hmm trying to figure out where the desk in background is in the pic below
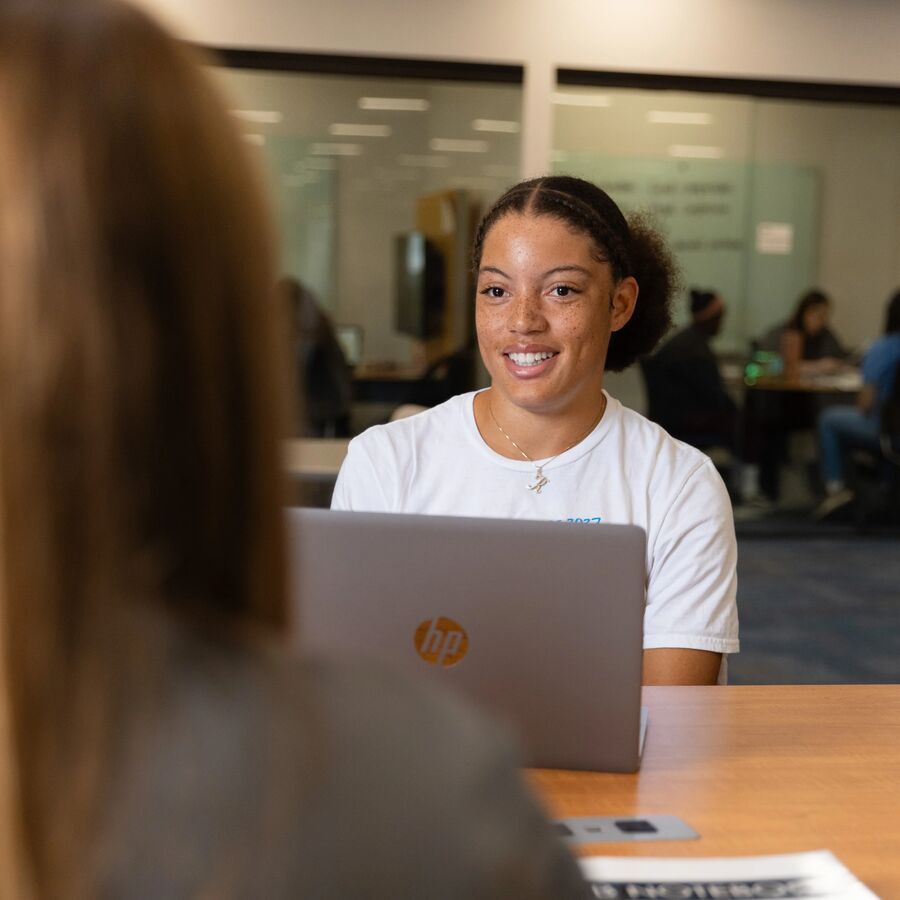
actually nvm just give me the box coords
[352,364,424,405]
[746,369,863,394]
[285,438,349,481]
[739,369,862,501]
[285,439,349,506]
[531,685,900,898]
[720,362,862,396]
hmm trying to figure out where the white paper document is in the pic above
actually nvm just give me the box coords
[580,850,878,898]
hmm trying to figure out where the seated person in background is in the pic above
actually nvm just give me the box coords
[641,287,737,452]
[404,338,480,410]
[334,176,739,686]
[748,289,850,500]
[0,5,590,898]
[815,290,900,517]
[281,276,353,437]
[759,288,849,377]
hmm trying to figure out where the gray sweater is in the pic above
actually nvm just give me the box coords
[97,626,591,899]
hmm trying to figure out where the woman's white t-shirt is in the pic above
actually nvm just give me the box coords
[332,391,739,656]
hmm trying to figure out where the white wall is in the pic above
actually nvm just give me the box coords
[146,0,900,358]
[552,87,900,351]
[142,0,900,176]
[752,102,900,348]
[144,0,900,85]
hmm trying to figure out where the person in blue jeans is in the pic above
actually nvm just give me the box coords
[816,290,900,517]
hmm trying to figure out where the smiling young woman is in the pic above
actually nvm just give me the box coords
[333,176,739,686]
[472,211,635,457]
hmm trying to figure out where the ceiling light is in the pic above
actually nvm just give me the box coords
[483,164,518,178]
[471,119,520,133]
[647,111,713,125]
[296,158,336,171]
[669,144,724,159]
[450,176,497,191]
[398,154,451,168]
[552,92,612,108]
[329,123,392,137]
[310,143,363,156]
[351,179,390,193]
[429,138,489,153]
[282,173,319,188]
[358,97,429,112]
[231,109,283,124]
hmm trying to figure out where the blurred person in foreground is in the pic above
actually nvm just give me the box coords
[815,290,900,518]
[0,3,590,898]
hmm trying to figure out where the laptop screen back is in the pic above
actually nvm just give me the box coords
[289,509,646,772]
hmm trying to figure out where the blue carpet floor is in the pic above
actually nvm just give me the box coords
[729,536,900,684]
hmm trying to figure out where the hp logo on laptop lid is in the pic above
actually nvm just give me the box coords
[414,617,468,667]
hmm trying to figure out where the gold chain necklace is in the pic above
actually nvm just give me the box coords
[487,396,607,494]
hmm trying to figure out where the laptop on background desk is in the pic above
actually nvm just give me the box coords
[288,509,647,772]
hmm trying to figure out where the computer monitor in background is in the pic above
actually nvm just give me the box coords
[394,231,445,339]
[334,324,363,367]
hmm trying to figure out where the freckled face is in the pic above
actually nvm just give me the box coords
[476,212,628,417]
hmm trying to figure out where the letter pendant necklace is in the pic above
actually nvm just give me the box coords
[529,468,549,494]
[487,397,606,494]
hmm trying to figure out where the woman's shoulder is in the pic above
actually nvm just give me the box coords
[279,653,509,754]
[265,655,589,899]
[156,632,514,779]
[867,332,900,356]
[862,333,900,377]
[102,633,544,897]
[604,398,727,513]
[611,398,714,472]
[173,634,530,816]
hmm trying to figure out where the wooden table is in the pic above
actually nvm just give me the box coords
[739,370,862,500]
[530,685,900,897]
[746,370,862,393]
[284,438,349,480]
[352,364,424,404]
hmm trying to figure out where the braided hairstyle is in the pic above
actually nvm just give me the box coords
[471,175,679,371]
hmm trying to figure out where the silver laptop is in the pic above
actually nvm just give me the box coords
[288,509,647,772]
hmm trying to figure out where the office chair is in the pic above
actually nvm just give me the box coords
[850,367,900,525]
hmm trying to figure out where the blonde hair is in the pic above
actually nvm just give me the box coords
[0,1,289,894]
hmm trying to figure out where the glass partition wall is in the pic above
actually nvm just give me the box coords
[210,53,900,433]
[552,84,900,358]
[211,64,522,382]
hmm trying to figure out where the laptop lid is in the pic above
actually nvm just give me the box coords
[288,508,646,772]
